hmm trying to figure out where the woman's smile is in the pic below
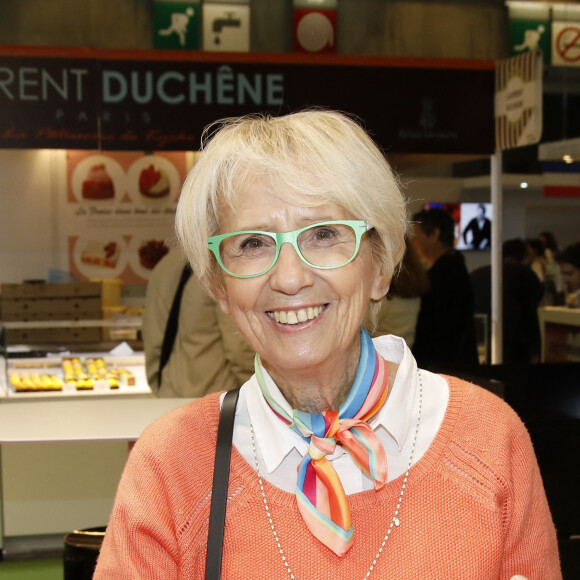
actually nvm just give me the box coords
[266,304,327,325]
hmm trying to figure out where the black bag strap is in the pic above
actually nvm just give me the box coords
[158,263,193,386]
[205,387,240,580]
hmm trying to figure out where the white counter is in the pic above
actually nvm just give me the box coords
[0,395,197,547]
[0,397,196,444]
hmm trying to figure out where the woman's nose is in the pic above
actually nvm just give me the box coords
[268,242,314,294]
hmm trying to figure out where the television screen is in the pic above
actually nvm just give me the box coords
[426,202,492,251]
[456,202,492,251]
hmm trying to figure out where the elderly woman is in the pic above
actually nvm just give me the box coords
[94,111,560,579]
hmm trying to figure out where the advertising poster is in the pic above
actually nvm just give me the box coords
[65,151,189,284]
[495,49,543,150]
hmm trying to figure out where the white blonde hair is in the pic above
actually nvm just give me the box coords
[175,110,408,317]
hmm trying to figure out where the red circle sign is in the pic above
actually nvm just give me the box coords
[556,26,580,62]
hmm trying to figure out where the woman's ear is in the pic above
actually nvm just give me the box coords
[370,260,391,301]
[212,283,231,316]
[208,273,231,315]
[371,275,390,302]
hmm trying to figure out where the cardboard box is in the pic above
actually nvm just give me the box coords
[0,282,101,299]
[0,283,102,322]
[4,326,103,345]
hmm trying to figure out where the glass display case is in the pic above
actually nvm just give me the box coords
[0,318,150,400]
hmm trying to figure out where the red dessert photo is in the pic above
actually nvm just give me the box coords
[139,163,170,198]
[138,240,169,270]
[82,163,115,200]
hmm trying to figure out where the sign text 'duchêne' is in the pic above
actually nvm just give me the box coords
[0,65,284,106]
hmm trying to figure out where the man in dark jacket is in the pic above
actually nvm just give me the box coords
[411,208,479,370]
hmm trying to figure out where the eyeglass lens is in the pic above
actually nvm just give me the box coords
[219,223,358,276]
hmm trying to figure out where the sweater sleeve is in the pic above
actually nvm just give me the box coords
[93,397,220,579]
[93,436,180,579]
[499,410,562,579]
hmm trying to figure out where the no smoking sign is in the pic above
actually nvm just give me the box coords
[552,22,580,66]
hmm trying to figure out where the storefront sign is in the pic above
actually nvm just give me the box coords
[0,46,495,154]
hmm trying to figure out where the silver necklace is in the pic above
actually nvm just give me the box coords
[249,369,423,580]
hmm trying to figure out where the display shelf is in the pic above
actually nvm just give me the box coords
[0,316,142,347]
[0,316,147,398]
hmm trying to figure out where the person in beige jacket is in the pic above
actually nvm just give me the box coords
[142,248,255,397]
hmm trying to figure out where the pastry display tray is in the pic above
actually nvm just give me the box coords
[2,354,150,399]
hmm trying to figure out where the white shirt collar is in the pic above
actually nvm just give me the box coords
[246,334,418,474]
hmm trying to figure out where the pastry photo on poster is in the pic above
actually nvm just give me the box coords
[65,151,189,284]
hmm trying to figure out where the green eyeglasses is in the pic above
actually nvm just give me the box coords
[208,220,372,279]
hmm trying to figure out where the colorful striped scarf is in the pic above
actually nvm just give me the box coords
[254,328,389,556]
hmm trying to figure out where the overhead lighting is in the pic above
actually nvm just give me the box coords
[563,155,574,164]
[520,181,529,189]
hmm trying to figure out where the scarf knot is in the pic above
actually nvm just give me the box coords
[308,434,336,460]
[255,328,390,557]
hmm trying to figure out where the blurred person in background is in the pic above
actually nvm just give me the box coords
[367,238,430,348]
[557,242,580,308]
[142,248,254,397]
[411,207,479,370]
[471,238,543,364]
[526,238,548,283]
[539,231,565,304]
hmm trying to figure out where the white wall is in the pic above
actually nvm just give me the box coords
[0,149,67,283]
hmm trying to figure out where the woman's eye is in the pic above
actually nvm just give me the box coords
[313,227,337,241]
[237,235,274,253]
[241,237,264,249]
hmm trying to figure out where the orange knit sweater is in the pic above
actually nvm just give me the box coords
[94,377,561,579]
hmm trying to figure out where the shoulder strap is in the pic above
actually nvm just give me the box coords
[204,387,240,580]
[158,263,193,386]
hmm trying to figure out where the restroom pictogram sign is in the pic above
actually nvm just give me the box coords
[556,26,580,63]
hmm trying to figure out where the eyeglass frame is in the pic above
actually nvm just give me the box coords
[207,220,373,279]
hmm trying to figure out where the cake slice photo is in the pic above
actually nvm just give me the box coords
[80,241,120,269]
[82,163,115,200]
[138,163,170,199]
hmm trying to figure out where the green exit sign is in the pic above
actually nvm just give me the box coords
[153,1,200,50]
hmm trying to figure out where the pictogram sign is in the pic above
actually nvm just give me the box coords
[552,22,580,67]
